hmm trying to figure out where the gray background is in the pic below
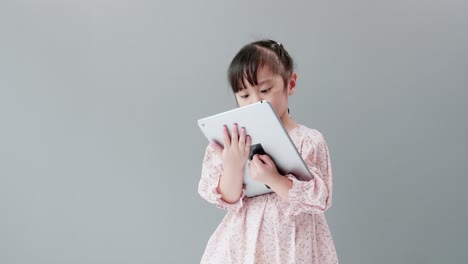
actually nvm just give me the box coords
[1,0,467,263]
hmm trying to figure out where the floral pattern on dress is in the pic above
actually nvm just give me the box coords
[198,124,338,264]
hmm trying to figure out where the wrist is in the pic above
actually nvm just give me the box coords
[223,162,246,179]
[264,172,283,186]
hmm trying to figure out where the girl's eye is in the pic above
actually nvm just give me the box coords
[240,94,249,98]
[261,88,272,93]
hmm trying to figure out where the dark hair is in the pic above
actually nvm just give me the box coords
[228,39,294,93]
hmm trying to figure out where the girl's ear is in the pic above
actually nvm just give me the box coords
[287,72,298,95]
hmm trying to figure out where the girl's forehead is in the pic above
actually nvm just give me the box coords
[236,64,284,92]
[255,65,282,82]
[256,65,274,77]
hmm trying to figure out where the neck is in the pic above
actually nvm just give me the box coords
[279,111,297,132]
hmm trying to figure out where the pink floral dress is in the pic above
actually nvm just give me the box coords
[198,124,338,263]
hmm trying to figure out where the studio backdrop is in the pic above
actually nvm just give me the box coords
[1,1,467,263]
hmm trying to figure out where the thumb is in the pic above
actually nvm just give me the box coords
[210,141,223,156]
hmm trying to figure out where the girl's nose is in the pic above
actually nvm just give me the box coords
[250,94,262,103]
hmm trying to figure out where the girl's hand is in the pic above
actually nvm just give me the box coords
[249,154,282,185]
[210,123,251,170]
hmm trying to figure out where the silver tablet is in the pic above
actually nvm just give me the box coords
[198,100,313,197]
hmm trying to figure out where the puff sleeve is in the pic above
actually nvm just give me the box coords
[286,132,333,216]
[197,144,247,213]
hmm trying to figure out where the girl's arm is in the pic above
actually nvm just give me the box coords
[198,144,246,212]
[259,172,293,201]
[216,164,244,203]
[205,124,250,205]
[198,123,250,212]
[285,132,333,215]
[252,131,333,215]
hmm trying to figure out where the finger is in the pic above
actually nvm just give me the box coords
[239,127,246,149]
[254,155,269,168]
[245,135,252,153]
[248,158,255,169]
[222,125,231,148]
[252,154,261,165]
[257,154,270,165]
[210,141,223,157]
[231,123,239,145]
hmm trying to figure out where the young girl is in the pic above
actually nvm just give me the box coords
[198,39,338,264]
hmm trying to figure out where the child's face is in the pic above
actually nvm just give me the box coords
[235,65,296,119]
